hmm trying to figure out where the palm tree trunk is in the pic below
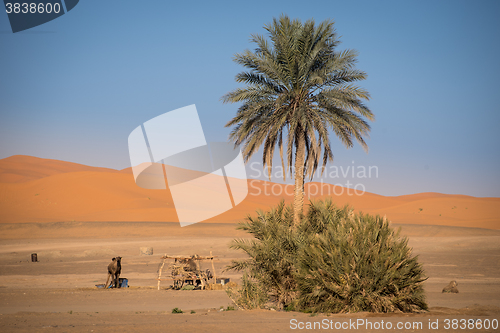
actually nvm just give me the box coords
[293,130,306,226]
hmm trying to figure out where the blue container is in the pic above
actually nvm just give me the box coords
[104,278,129,288]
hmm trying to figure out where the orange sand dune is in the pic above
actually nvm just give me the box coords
[0,155,498,229]
[0,155,118,183]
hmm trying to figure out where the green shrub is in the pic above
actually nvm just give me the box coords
[297,200,428,313]
[232,272,267,309]
[227,199,428,313]
[171,307,183,314]
[226,203,302,308]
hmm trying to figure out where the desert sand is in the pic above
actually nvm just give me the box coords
[0,155,499,332]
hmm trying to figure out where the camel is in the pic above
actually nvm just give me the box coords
[105,257,122,289]
[442,280,459,293]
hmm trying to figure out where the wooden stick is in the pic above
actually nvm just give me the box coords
[157,256,166,290]
[210,251,216,282]
[161,255,216,260]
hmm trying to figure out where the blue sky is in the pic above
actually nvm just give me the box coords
[0,0,499,197]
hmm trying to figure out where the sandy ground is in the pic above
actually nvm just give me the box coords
[0,222,499,332]
[1,156,499,331]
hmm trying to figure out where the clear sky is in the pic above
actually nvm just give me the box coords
[1,0,499,197]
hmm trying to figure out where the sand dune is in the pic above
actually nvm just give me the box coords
[0,155,118,183]
[0,155,498,229]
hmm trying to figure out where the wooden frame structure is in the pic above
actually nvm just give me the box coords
[157,252,217,290]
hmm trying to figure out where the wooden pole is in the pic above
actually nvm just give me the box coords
[161,254,215,260]
[157,256,166,290]
[210,251,216,283]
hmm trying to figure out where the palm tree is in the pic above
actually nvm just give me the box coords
[223,15,374,225]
